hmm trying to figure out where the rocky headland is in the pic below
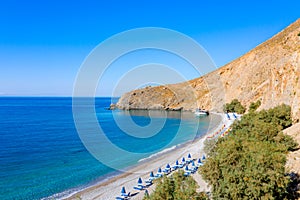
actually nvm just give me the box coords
[116,19,300,121]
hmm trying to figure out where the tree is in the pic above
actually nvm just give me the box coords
[249,100,261,112]
[144,171,208,200]
[200,104,298,199]
[203,138,217,156]
[223,99,246,114]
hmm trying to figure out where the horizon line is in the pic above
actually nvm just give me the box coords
[0,96,121,98]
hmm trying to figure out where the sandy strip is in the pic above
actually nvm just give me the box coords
[64,113,234,200]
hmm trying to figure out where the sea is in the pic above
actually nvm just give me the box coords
[0,97,220,200]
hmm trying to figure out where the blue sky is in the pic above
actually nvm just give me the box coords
[0,0,299,96]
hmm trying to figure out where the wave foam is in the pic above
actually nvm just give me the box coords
[138,145,179,163]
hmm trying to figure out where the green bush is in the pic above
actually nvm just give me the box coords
[200,104,298,199]
[223,99,246,114]
[144,171,208,200]
[203,138,217,156]
[249,100,261,112]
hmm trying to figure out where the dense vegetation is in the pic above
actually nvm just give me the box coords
[248,100,261,112]
[143,171,208,200]
[201,104,298,199]
[223,99,246,114]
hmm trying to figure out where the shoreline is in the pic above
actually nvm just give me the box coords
[63,112,231,200]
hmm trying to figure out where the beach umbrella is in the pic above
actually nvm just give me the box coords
[176,160,179,165]
[166,163,170,169]
[233,113,237,118]
[158,168,162,173]
[226,113,230,119]
[150,171,154,178]
[188,153,192,159]
[192,161,195,166]
[185,165,189,171]
[121,187,126,195]
[138,177,143,185]
[182,157,185,163]
[202,154,206,160]
[197,158,202,164]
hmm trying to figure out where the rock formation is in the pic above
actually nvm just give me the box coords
[117,19,300,121]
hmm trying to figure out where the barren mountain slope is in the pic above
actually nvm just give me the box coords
[117,19,300,120]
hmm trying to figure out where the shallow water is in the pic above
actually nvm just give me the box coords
[0,97,218,200]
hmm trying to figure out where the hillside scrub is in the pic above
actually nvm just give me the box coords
[248,100,261,112]
[143,171,208,200]
[201,104,298,199]
[223,99,246,114]
[203,138,217,156]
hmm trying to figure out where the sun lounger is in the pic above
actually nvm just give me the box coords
[133,178,144,190]
[116,187,130,200]
[116,193,130,200]
[155,168,163,178]
[226,113,231,120]
[181,157,186,166]
[184,171,191,176]
[190,161,198,173]
[133,185,143,190]
[233,113,237,119]
[184,165,192,176]
[172,160,179,170]
[121,192,130,198]
[197,158,203,167]
[187,153,193,163]
[145,180,152,187]
[116,197,126,200]
[147,171,155,181]
[163,164,171,174]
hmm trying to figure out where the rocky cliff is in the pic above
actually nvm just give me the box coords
[116,19,300,120]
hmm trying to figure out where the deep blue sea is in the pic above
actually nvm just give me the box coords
[0,97,218,200]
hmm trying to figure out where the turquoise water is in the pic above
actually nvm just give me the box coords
[0,97,216,200]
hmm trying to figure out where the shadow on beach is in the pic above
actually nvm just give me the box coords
[288,172,300,199]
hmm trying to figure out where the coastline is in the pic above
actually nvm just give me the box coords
[63,112,231,200]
